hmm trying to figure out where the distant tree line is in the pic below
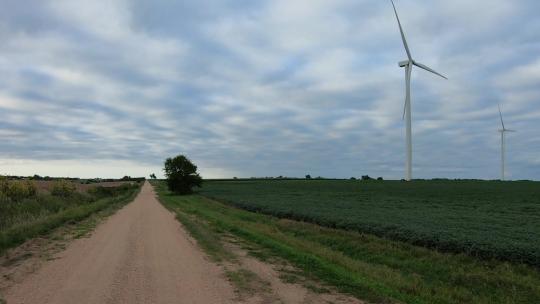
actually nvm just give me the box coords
[212,175,385,181]
[120,176,146,182]
[3,175,146,183]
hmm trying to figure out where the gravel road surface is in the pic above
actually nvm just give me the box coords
[4,182,235,304]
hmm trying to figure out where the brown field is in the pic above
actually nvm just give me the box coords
[32,181,131,193]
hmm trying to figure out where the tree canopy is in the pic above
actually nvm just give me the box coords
[163,155,202,194]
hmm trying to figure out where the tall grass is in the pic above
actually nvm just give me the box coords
[0,180,140,253]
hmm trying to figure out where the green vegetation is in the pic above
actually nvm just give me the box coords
[50,179,77,197]
[199,179,540,266]
[0,179,141,253]
[172,207,234,262]
[0,179,37,201]
[164,154,202,194]
[154,182,540,304]
[225,268,269,297]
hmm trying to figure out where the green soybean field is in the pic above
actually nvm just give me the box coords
[200,179,540,266]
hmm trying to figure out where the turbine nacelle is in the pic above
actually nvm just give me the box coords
[399,60,411,67]
[498,104,516,181]
[398,59,448,79]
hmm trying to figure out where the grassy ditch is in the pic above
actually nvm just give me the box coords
[154,183,540,304]
[0,181,141,254]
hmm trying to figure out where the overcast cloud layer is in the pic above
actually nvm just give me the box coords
[0,0,539,179]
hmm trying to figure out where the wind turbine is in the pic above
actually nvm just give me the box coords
[498,104,516,181]
[390,0,447,181]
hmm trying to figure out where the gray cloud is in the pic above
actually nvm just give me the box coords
[0,0,539,179]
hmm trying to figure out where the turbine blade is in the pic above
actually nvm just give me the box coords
[390,0,412,61]
[413,61,447,79]
[506,129,517,133]
[498,104,506,130]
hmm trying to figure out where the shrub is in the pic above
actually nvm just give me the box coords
[23,181,37,197]
[51,180,77,197]
[0,179,37,201]
[88,186,114,198]
[88,184,134,199]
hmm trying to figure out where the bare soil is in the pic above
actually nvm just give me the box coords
[221,240,364,304]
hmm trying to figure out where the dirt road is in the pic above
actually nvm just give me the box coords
[3,182,236,304]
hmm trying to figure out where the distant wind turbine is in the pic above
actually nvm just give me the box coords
[498,104,516,181]
[390,0,447,181]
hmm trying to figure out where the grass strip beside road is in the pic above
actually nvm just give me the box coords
[0,184,141,254]
[154,183,540,304]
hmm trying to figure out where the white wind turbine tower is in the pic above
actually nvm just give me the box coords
[498,104,516,181]
[390,0,447,181]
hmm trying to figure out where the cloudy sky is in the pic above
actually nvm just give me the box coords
[0,0,539,180]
